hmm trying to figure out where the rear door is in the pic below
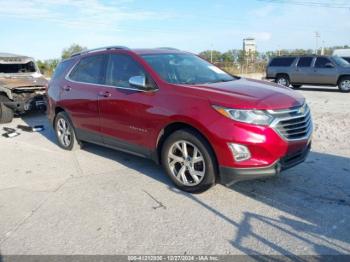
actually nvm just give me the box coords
[267,57,296,79]
[310,57,338,85]
[61,54,107,143]
[290,57,314,84]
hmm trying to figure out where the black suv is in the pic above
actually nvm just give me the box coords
[266,56,350,92]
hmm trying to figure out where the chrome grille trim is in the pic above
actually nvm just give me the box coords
[269,104,313,141]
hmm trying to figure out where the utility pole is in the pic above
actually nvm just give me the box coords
[231,49,235,67]
[210,44,213,63]
[315,31,320,55]
[321,40,325,55]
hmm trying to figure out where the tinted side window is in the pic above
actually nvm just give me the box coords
[269,57,296,67]
[69,55,106,84]
[51,59,75,81]
[343,57,350,63]
[106,54,145,88]
[297,57,313,67]
[315,57,333,68]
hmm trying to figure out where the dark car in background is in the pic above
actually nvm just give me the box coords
[266,55,350,92]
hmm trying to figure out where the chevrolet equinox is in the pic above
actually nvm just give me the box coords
[47,46,313,193]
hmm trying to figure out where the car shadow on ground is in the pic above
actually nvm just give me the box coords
[16,111,57,143]
[83,144,350,255]
[20,113,350,255]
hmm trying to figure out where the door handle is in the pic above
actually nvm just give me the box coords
[63,85,71,91]
[98,91,111,98]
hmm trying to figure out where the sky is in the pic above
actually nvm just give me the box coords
[0,0,349,60]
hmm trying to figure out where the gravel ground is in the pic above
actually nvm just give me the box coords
[0,85,349,256]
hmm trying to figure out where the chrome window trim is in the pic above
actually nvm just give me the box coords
[64,56,158,93]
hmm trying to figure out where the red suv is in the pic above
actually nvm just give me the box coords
[47,46,312,193]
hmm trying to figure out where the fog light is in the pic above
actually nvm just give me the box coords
[228,143,251,162]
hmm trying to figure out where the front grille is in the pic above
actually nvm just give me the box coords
[269,104,313,141]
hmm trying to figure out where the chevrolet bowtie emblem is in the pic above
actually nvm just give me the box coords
[298,105,305,114]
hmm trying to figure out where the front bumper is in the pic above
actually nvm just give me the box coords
[3,95,46,113]
[219,142,311,186]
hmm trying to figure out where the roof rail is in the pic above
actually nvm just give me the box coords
[156,47,180,51]
[71,46,129,57]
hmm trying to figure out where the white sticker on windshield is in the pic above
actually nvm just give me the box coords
[208,65,226,74]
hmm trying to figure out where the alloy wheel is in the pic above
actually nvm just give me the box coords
[167,140,206,186]
[340,80,350,91]
[277,78,288,86]
[56,118,72,147]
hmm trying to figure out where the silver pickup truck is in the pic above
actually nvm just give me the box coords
[0,53,48,123]
[266,55,350,92]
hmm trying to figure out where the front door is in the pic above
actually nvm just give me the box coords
[310,57,338,85]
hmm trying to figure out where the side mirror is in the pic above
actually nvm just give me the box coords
[325,63,334,68]
[129,75,147,89]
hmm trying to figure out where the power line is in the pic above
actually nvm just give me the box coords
[257,0,350,8]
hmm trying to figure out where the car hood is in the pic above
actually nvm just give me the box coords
[182,78,305,110]
[0,73,48,90]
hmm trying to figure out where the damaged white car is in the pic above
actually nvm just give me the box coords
[0,53,48,123]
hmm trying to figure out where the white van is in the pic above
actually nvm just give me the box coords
[333,49,350,63]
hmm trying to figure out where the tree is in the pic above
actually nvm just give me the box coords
[37,59,60,76]
[198,50,222,63]
[61,44,87,59]
[221,51,234,63]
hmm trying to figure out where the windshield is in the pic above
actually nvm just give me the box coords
[141,53,235,85]
[0,61,37,74]
[332,56,350,67]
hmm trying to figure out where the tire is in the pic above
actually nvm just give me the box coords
[0,102,14,124]
[292,85,302,89]
[276,75,290,87]
[161,129,217,193]
[338,76,350,93]
[54,112,80,151]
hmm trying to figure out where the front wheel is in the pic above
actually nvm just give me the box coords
[0,102,14,124]
[54,112,80,151]
[338,77,350,92]
[161,129,217,193]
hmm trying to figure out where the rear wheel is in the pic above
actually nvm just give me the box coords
[161,129,216,193]
[276,75,290,87]
[54,112,80,151]
[0,95,14,123]
[292,84,302,89]
[338,77,350,92]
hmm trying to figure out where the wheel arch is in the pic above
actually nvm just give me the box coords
[52,106,66,126]
[155,121,219,179]
[0,87,13,100]
[276,73,290,80]
[337,74,350,84]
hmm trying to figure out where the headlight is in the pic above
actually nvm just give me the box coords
[213,105,274,126]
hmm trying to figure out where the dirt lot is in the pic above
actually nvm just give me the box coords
[0,85,349,256]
